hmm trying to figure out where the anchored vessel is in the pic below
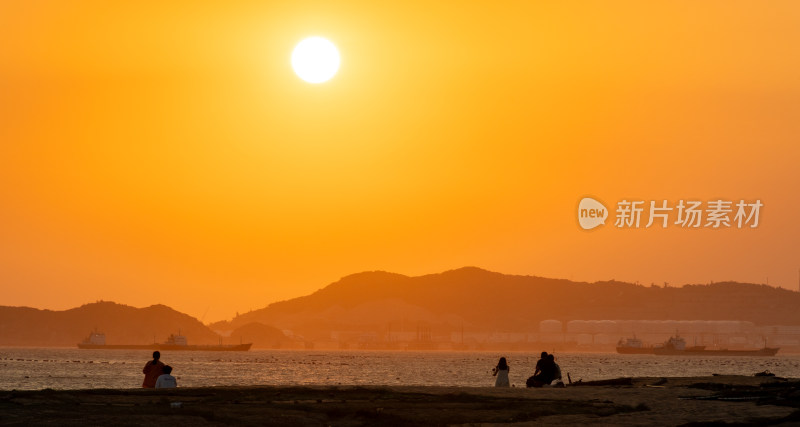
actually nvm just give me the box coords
[615,336,654,354]
[652,335,779,356]
[617,334,779,356]
[77,331,252,351]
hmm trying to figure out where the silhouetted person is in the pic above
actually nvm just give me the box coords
[527,351,556,387]
[533,351,548,378]
[550,354,563,384]
[155,365,177,389]
[142,350,165,388]
[493,357,510,387]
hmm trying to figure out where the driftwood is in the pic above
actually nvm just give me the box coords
[570,377,634,387]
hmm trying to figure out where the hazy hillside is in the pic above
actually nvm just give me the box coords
[5,268,799,347]
[0,301,224,347]
[229,322,292,349]
[218,267,800,339]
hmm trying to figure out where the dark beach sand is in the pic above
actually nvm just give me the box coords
[2,376,799,426]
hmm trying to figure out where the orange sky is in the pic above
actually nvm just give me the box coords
[2,1,799,322]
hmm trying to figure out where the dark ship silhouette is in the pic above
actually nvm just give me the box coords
[615,336,654,354]
[617,334,779,356]
[78,331,252,351]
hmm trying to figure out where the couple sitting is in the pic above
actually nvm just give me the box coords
[142,351,178,389]
[526,351,563,388]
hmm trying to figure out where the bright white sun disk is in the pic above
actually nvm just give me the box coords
[291,37,340,84]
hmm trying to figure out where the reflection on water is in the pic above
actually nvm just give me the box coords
[2,348,799,390]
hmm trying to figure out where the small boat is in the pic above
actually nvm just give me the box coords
[615,336,654,354]
[77,331,252,351]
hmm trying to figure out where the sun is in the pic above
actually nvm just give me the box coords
[291,37,340,84]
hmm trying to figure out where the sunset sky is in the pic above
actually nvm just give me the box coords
[2,1,799,322]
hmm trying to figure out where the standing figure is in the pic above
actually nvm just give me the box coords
[493,357,510,387]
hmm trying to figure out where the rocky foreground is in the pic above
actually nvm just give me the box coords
[2,376,800,426]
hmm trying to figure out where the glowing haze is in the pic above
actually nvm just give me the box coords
[1,1,799,322]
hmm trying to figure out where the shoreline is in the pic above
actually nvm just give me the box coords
[2,376,799,425]
[4,345,800,355]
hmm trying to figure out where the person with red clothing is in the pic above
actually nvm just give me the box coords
[142,351,165,388]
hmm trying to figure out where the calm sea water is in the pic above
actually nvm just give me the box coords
[2,348,799,390]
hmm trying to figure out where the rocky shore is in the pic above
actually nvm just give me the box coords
[2,376,799,426]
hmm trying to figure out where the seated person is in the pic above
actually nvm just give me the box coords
[533,352,547,376]
[155,365,177,389]
[142,351,165,388]
[550,355,565,386]
[529,354,556,387]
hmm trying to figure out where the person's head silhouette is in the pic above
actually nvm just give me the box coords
[497,357,508,370]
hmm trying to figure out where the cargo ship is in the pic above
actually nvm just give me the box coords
[617,334,779,356]
[615,336,654,354]
[652,335,779,356]
[77,331,252,351]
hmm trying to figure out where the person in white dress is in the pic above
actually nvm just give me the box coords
[493,357,510,387]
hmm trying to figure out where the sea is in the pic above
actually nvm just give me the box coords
[2,348,800,390]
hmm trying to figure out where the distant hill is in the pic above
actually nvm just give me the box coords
[0,301,223,347]
[5,268,800,347]
[229,322,292,349]
[214,267,800,340]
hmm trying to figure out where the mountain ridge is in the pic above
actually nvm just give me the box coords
[3,268,799,348]
[0,301,287,348]
[212,267,800,340]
